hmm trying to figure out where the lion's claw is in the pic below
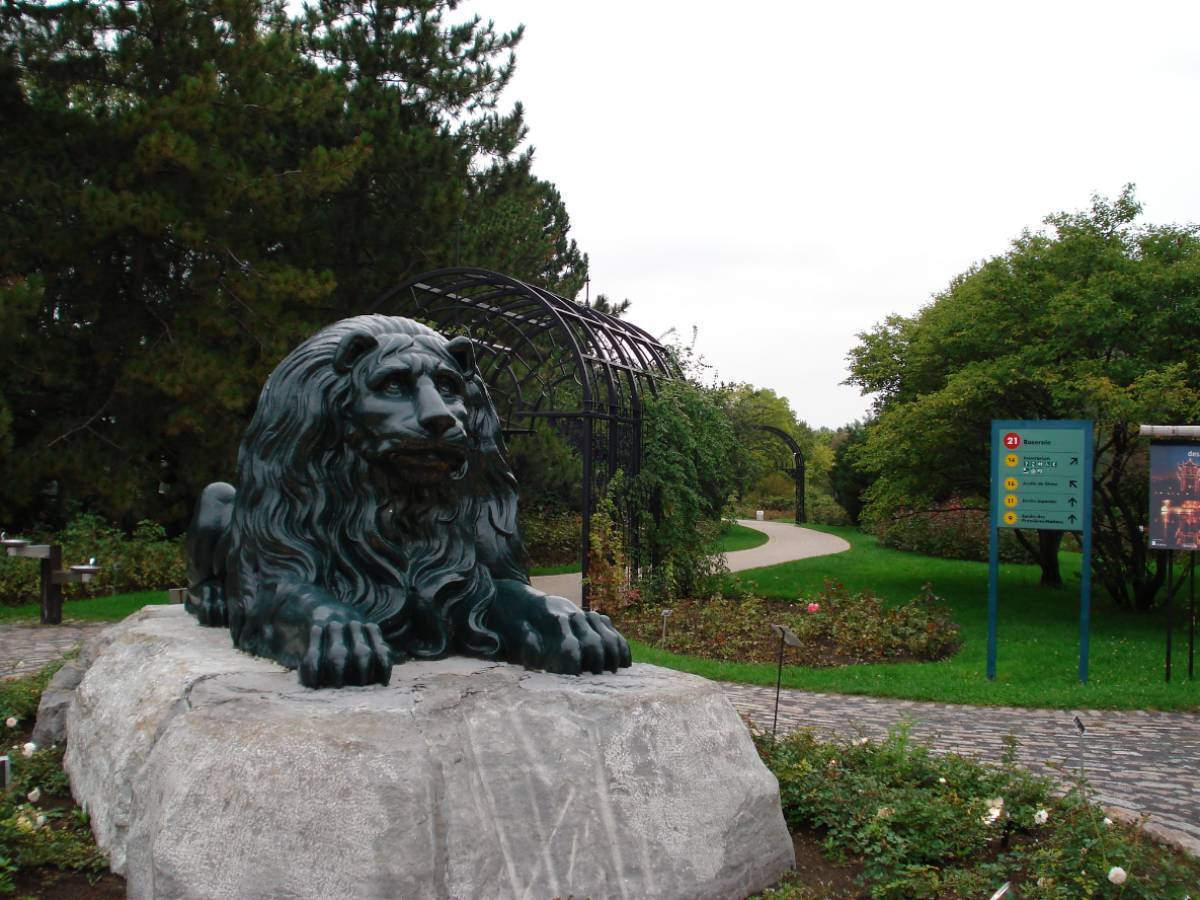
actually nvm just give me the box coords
[300,620,391,689]
[187,583,228,628]
[505,594,630,675]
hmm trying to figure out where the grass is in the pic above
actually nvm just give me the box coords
[527,521,768,576]
[527,562,580,576]
[632,524,1200,711]
[716,520,770,553]
[0,591,170,623]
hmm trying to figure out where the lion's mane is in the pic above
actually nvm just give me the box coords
[226,315,527,662]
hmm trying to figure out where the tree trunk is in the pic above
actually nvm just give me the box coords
[1014,529,1065,587]
[1037,530,1064,587]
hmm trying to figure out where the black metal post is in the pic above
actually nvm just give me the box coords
[796,453,806,524]
[1189,551,1196,681]
[772,632,785,738]
[40,543,63,625]
[1165,551,1173,683]
[580,416,593,612]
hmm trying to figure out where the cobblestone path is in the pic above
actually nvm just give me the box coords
[0,621,107,680]
[722,682,1200,854]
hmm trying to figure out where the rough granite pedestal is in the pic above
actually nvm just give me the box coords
[58,606,795,900]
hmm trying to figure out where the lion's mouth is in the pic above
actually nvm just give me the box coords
[377,442,469,479]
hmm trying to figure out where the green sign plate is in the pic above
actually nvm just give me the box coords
[987,419,1095,684]
[992,425,1088,531]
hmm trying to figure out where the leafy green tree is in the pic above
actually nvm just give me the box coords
[829,420,874,524]
[847,187,1200,608]
[722,384,811,498]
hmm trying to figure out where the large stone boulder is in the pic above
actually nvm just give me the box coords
[64,605,795,899]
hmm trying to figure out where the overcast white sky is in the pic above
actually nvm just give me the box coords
[482,0,1200,428]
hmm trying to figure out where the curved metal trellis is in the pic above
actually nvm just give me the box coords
[752,424,807,524]
[372,267,679,607]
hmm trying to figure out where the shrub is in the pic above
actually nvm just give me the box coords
[517,510,580,568]
[0,514,185,606]
[871,502,1031,563]
[807,494,851,526]
[613,581,960,666]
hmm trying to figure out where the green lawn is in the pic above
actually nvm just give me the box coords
[528,562,581,576]
[0,591,171,623]
[633,524,1199,711]
[715,520,769,553]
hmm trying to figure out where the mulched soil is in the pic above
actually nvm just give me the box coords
[11,869,125,899]
[782,828,867,898]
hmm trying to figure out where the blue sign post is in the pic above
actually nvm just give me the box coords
[987,420,1094,682]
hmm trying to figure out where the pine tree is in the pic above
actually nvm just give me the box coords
[0,0,588,528]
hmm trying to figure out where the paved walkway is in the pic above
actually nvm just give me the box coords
[530,518,848,603]
[0,621,108,680]
[723,683,1200,855]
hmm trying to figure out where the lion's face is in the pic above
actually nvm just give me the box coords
[336,329,476,479]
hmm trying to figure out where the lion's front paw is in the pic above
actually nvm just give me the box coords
[299,621,393,689]
[512,595,632,675]
[187,583,228,628]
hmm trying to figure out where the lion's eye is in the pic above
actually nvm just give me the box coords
[436,374,461,396]
[380,374,409,394]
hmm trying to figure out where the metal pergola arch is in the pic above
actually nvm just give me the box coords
[372,267,679,607]
[752,424,807,525]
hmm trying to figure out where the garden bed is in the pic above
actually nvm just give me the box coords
[753,726,1200,898]
[611,581,961,668]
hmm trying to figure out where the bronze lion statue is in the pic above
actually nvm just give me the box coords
[185,315,631,688]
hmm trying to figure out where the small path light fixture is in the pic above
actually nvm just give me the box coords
[769,623,803,738]
[659,608,673,643]
[2,534,101,625]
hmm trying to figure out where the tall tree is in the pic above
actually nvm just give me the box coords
[847,187,1200,608]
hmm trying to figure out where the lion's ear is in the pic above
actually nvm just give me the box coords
[445,335,477,378]
[333,331,379,374]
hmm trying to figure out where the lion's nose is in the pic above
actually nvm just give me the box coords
[421,409,455,436]
[417,381,457,436]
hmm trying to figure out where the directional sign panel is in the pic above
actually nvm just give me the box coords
[991,421,1091,531]
[988,420,1095,684]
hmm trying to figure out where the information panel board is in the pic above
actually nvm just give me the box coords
[987,420,1094,683]
[1148,442,1200,551]
[991,423,1089,531]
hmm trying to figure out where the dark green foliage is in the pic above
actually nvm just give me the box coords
[806,495,852,526]
[633,379,745,599]
[847,187,1200,608]
[872,503,1033,563]
[829,420,874,524]
[756,727,1200,898]
[0,514,185,606]
[507,428,584,512]
[0,0,587,531]
[517,510,581,567]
